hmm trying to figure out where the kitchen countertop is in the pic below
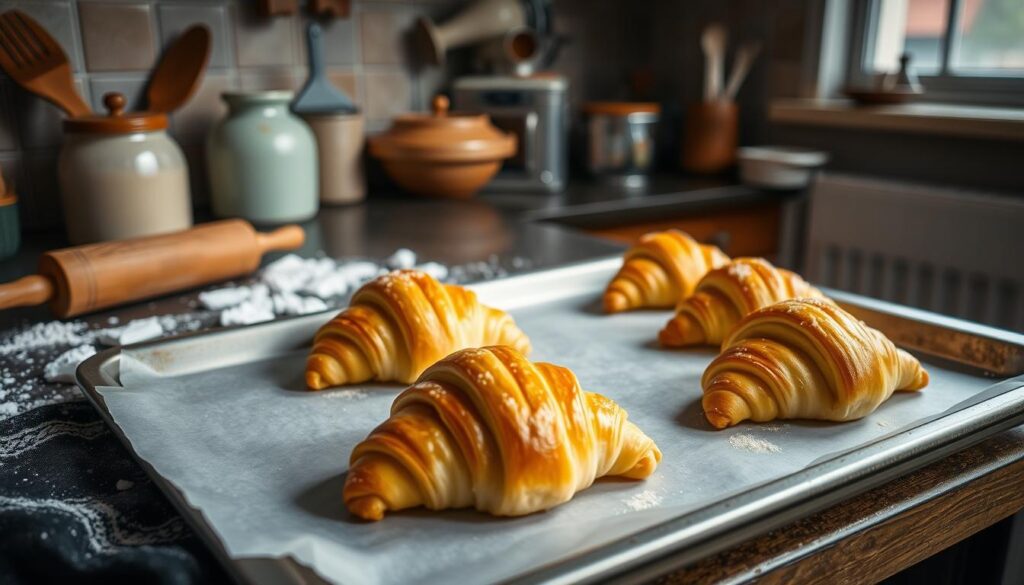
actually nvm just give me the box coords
[2,179,1020,584]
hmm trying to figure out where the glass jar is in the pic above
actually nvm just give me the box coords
[206,91,318,224]
[58,92,192,245]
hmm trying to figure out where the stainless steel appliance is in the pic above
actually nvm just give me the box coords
[453,75,568,193]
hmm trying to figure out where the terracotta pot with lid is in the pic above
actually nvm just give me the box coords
[369,95,516,199]
[59,92,193,244]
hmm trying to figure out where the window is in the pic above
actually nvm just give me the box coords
[849,0,1024,105]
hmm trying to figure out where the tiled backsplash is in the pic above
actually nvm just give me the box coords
[0,0,466,231]
[0,0,762,233]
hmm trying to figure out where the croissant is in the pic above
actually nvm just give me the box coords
[343,346,662,521]
[604,229,729,313]
[306,270,531,390]
[659,258,828,347]
[702,298,929,429]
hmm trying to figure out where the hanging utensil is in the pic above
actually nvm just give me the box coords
[0,9,91,117]
[700,23,727,102]
[293,22,356,114]
[146,24,212,113]
[723,41,761,101]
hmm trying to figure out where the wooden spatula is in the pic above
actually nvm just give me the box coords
[0,9,91,117]
[147,24,212,113]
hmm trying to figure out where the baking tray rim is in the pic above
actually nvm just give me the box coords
[75,256,1024,585]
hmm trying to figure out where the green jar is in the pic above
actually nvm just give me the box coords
[0,195,18,260]
[207,91,318,224]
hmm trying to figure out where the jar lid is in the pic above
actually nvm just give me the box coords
[368,96,516,163]
[63,93,168,134]
[583,102,661,116]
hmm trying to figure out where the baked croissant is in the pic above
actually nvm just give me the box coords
[604,229,729,313]
[306,270,531,390]
[343,346,662,521]
[659,258,827,347]
[702,298,929,429]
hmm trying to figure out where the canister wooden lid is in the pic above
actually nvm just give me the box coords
[63,92,168,134]
[368,95,516,163]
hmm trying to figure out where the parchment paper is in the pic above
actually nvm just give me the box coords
[97,293,996,585]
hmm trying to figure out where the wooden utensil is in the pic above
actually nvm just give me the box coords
[0,220,305,318]
[701,24,727,102]
[0,9,91,117]
[293,22,356,114]
[724,41,761,101]
[147,24,212,113]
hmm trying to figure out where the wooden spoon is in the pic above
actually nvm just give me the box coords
[724,41,761,101]
[701,24,727,102]
[146,24,211,113]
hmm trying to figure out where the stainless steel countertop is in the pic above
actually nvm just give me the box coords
[0,178,774,332]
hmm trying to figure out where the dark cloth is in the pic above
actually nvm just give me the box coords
[0,402,226,584]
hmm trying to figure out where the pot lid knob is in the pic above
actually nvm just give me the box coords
[432,95,449,117]
[103,92,127,118]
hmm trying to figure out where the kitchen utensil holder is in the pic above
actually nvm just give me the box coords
[681,101,738,175]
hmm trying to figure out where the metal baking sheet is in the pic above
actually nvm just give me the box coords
[77,257,1024,585]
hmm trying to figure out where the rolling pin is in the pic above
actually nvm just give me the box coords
[0,219,305,318]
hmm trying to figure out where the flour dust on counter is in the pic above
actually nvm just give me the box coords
[0,248,533,421]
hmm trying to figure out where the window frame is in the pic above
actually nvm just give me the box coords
[846,0,1024,106]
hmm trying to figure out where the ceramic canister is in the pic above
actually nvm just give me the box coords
[59,93,193,244]
[207,91,318,224]
[301,113,366,205]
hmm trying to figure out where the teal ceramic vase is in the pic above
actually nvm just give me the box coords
[207,91,319,224]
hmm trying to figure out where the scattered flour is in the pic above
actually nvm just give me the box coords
[386,248,417,270]
[728,433,782,454]
[96,317,164,346]
[198,286,254,310]
[415,261,449,281]
[0,321,91,354]
[324,389,368,400]
[624,489,662,511]
[43,345,98,384]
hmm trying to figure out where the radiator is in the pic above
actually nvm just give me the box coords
[804,174,1024,332]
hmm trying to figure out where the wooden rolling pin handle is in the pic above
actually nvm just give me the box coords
[255,224,305,254]
[0,275,55,310]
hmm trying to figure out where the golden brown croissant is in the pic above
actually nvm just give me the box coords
[306,270,531,390]
[659,258,827,347]
[604,229,729,313]
[343,346,662,521]
[702,298,929,429]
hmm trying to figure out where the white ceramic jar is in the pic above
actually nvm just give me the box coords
[58,93,192,244]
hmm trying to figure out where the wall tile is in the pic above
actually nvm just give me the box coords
[89,75,147,112]
[178,140,210,208]
[238,68,303,92]
[233,2,297,67]
[296,15,358,67]
[157,4,233,69]
[21,151,63,230]
[0,82,19,151]
[171,73,236,138]
[79,2,156,72]
[359,7,417,66]
[363,70,411,120]
[326,68,360,106]
[0,1,83,72]
[15,77,90,150]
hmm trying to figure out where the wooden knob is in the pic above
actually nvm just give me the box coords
[103,92,127,117]
[432,95,449,117]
